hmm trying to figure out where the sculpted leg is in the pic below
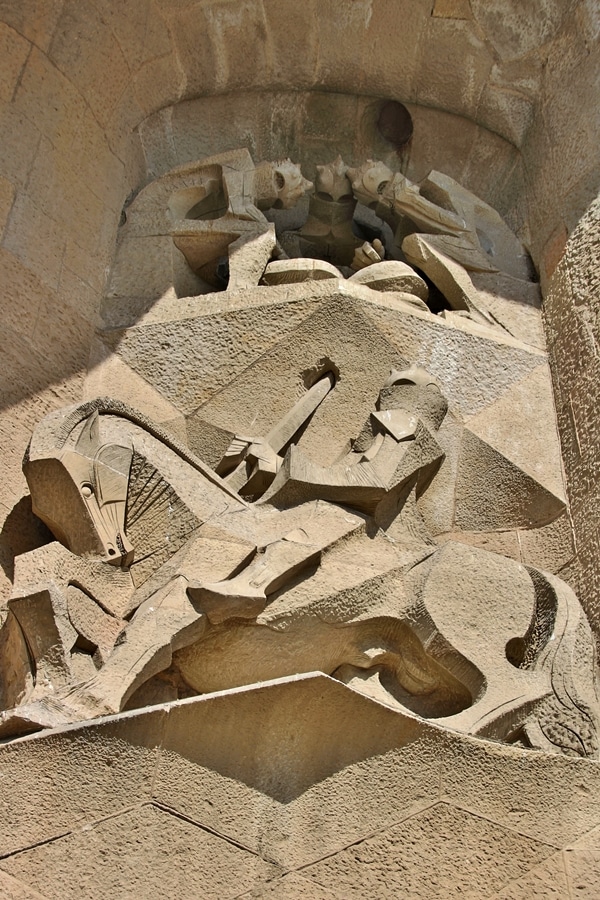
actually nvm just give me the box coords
[69,576,206,715]
[188,502,365,624]
[187,531,322,624]
[0,577,206,736]
[226,226,277,291]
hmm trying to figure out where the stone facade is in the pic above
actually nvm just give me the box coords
[0,2,598,897]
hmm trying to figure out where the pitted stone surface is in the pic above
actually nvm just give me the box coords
[492,853,570,899]
[0,689,599,898]
[1,804,277,900]
[300,802,555,899]
[0,5,597,897]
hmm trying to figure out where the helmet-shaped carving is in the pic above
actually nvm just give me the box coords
[347,160,394,207]
[24,408,134,566]
[273,159,313,208]
[380,366,447,431]
[384,365,442,391]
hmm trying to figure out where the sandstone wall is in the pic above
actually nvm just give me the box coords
[0,2,599,896]
[0,1,146,597]
[544,199,600,633]
[2,678,600,899]
[524,2,600,281]
[136,91,525,222]
[0,0,597,622]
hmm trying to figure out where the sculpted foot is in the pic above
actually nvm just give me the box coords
[187,578,267,625]
[187,532,323,625]
[0,699,72,738]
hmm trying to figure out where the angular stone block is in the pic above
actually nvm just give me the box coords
[0,708,165,855]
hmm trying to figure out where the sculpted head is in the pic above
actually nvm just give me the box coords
[380,365,448,432]
[383,365,442,392]
[346,160,394,207]
[273,159,314,208]
[24,408,134,566]
[254,159,313,210]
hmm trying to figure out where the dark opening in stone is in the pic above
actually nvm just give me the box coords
[377,100,413,149]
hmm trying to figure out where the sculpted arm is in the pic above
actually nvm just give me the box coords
[381,175,467,235]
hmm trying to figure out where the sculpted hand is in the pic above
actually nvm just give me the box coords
[351,239,385,271]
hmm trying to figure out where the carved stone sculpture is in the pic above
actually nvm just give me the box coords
[266,156,394,288]
[2,398,368,732]
[170,148,313,290]
[1,149,596,767]
[344,159,540,335]
[280,155,363,268]
[346,160,530,277]
[2,374,598,758]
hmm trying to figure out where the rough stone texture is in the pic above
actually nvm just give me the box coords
[2,165,587,758]
[3,278,594,773]
[0,2,597,896]
[301,802,554,898]
[526,10,600,267]
[464,364,565,503]
[486,853,570,898]
[0,710,164,856]
[519,512,575,573]
[152,677,443,866]
[100,294,326,413]
[1,682,600,898]
[563,822,600,898]
[241,873,341,898]
[0,870,49,900]
[544,199,600,637]
[440,738,600,848]
[2,803,277,900]
[455,427,564,529]
[84,338,187,439]
[363,301,545,419]
[433,0,473,19]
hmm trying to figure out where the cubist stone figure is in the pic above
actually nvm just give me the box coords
[346,159,539,333]
[1,371,598,760]
[0,148,596,765]
[346,160,531,278]
[169,147,313,290]
[252,154,537,345]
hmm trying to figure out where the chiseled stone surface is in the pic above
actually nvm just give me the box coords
[2,154,596,773]
[464,364,564,502]
[2,804,278,900]
[0,0,596,613]
[564,850,600,898]
[563,820,600,895]
[5,293,592,761]
[241,872,341,899]
[0,870,49,900]
[492,853,570,899]
[300,802,555,898]
[0,3,597,897]
[0,684,598,898]
[0,710,163,856]
[440,738,600,847]
[544,200,600,635]
[152,678,442,868]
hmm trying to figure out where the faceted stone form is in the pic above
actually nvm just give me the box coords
[348,260,429,299]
